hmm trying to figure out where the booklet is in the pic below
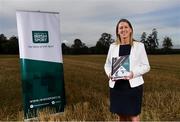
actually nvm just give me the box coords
[111,55,130,80]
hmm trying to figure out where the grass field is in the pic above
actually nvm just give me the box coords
[0,55,180,121]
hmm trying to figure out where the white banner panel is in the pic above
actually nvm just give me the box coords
[16,11,62,63]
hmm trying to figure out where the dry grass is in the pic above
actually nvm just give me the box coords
[0,55,180,121]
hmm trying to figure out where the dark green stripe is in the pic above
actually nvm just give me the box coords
[20,58,65,118]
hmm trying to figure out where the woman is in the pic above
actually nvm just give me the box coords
[104,19,150,121]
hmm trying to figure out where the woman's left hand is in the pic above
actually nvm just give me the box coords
[124,71,133,80]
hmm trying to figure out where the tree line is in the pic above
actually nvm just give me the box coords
[0,34,19,54]
[62,33,114,55]
[140,28,176,54]
[0,29,179,55]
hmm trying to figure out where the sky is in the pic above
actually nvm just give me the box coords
[0,0,180,48]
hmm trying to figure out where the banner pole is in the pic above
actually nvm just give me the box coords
[16,10,59,14]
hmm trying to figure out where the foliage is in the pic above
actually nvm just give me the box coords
[0,32,178,55]
[141,28,159,53]
[0,34,19,54]
[61,33,114,55]
[162,36,173,53]
[140,32,147,43]
[95,33,114,54]
[62,43,70,54]
[71,39,89,54]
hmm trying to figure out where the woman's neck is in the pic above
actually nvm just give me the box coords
[120,38,130,45]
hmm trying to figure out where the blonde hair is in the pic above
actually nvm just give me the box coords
[115,19,134,46]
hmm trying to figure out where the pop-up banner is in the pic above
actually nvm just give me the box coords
[16,10,65,119]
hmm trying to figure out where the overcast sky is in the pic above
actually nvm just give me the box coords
[0,0,180,48]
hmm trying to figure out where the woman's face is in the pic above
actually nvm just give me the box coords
[118,22,132,39]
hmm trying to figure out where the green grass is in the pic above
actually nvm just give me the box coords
[0,55,180,121]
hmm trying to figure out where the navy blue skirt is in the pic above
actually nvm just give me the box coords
[110,79,143,116]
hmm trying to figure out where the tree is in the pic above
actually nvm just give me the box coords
[71,39,88,54]
[140,32,146,43]
[0,34,7,53]
[95,33,114,54]
[140,32,149,51]
[8,36,19,54]
[61,43,70,54]
[0,35,19,54]
[162,36,173,52]
[0,34,7,41]
[71,39,84,48]
[151,28,159,48]
[145,28,159,53]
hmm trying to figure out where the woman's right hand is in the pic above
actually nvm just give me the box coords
[109,73,116,81]
[108,73,112,79]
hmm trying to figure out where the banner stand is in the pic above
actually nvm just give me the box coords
[16,10,66,119]
[24,112,64,121]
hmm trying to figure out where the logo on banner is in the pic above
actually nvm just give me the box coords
[32,31,49,43]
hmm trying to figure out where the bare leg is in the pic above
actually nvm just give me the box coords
[129,115,140,122]
[118,115,128,121]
